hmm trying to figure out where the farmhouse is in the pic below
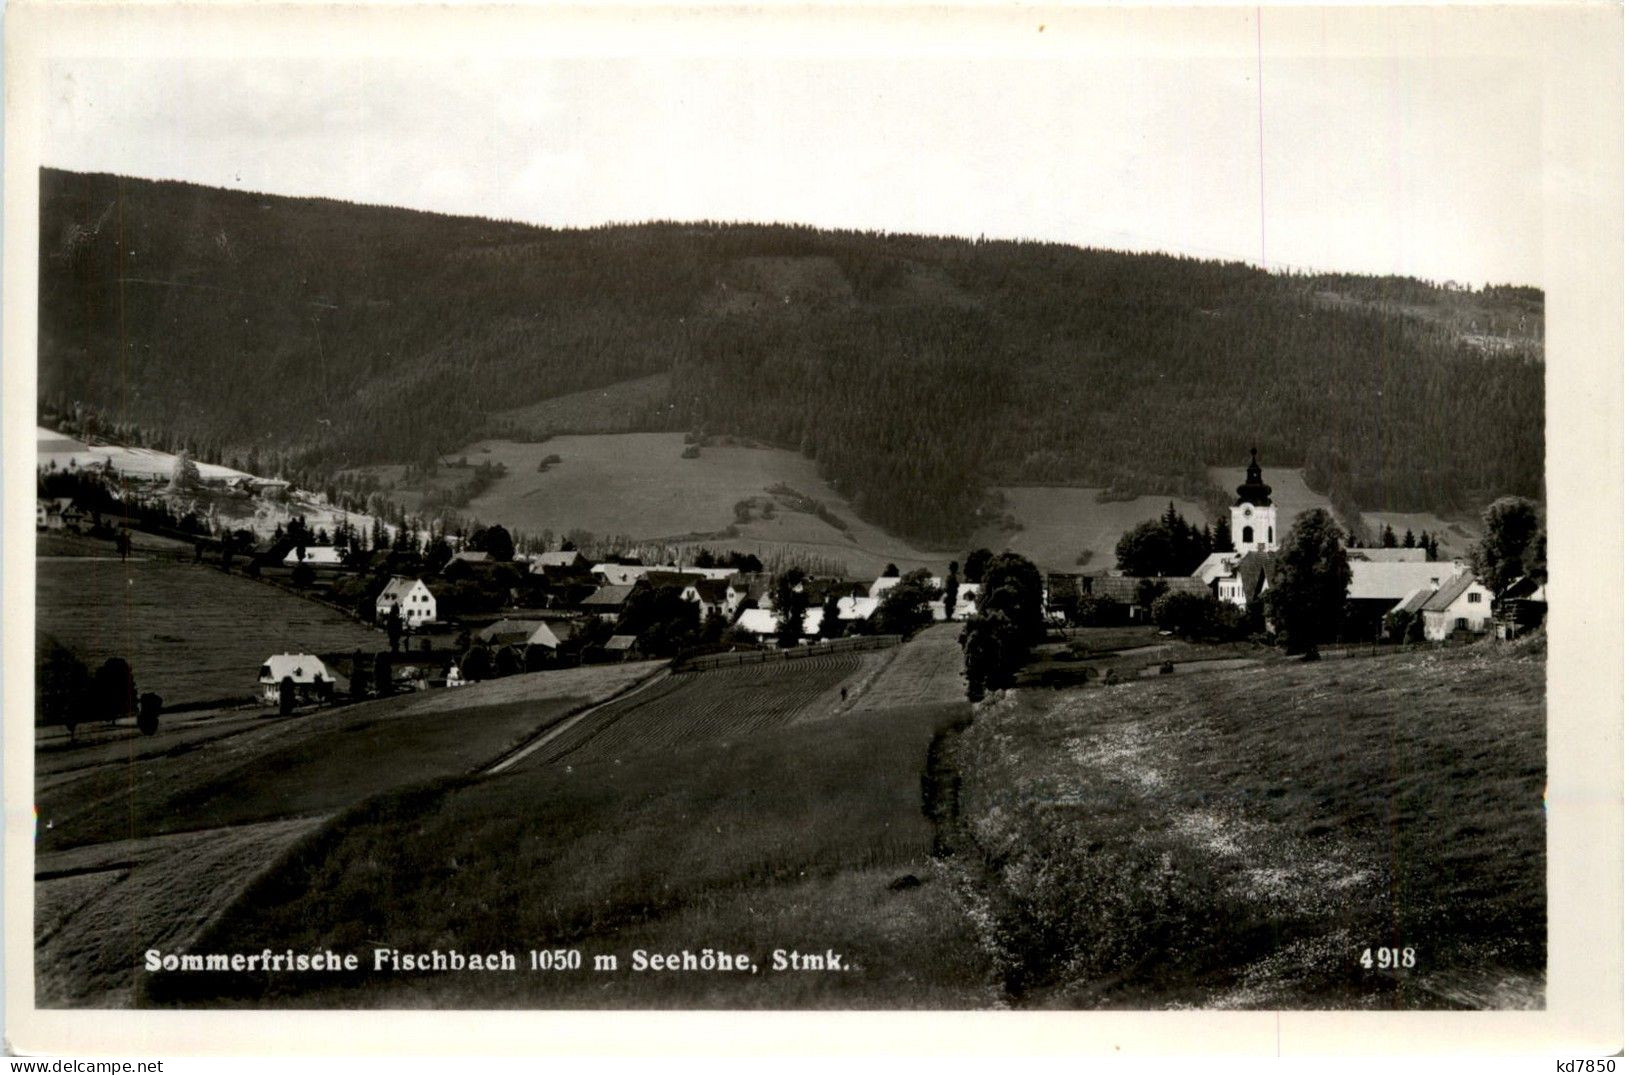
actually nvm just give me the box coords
[1417,572,1495,641]
[376,576,438,627]
[581,583,636,622]
[836,595,880,622]
[477,619,565,650]
[1345,560,1464,638]
[734,607,823,640]
[1495,576,1548,639]
[601,634,641,661]
[36,498,84,532]
[592,563,652,587]
[283,545,345,568]
[257,653,336,706]
[1089,575,1211,619]
[528,550,589,579]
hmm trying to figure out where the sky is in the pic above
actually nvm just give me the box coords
[37,6,1549,287]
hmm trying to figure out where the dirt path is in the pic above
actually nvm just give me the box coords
[35,817,324,1008]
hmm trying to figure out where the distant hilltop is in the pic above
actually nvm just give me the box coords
[38,167,1543,545]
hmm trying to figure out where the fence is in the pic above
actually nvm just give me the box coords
[674,634,902,672]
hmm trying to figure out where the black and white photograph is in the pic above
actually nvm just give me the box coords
[5,0,1620,1057]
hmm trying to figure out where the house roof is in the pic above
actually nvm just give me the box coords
[644,570,707,590]
[532,551,585,568]
[734,607,822,636]
[604,635,638,651]
[1390,585,1436,617]
[448,550,492,564]
[377,576,428,605]
[581,583,636,607]
[1499,575,1547,602]
[1234,552,1278,602]
[258,653,333,685]
[1420,572,1478,613]
[284,545,345,566]
[1348,560,1461,601]
[694,578,731,603]
[1348,548,1429,562]
[1192,552,1240,585]
[592,563,651,586]
[477,619,561,648]
[837,596,880,620]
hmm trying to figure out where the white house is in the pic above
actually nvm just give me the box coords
[734,607,824,639]
[284,544,345,568]
[258,653,335,706]
[1419,572,1495,641]
[376,576,438,626]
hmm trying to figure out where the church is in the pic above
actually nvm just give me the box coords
[1192,449,1279,608]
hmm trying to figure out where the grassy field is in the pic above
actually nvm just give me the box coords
[364,432,952,576]
[946,636,1546,1009]
[837,624,969,715]
[145,699,991,1008]
[1207,466,1480,559]
[36,662,657,852]
[974,487,1207,574]
[36,818,323,1007]
[36,557,382,707]
[514,652,868,770]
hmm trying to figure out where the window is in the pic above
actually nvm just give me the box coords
[1468,592,1482,604]
[1241,526,1254,545]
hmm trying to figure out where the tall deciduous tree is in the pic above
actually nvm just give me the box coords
[1470,496,1544,593]
[1264,508,1352,658]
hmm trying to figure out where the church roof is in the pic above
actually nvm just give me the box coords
[1234,447,1274,507]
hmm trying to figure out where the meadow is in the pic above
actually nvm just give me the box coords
[947,636,1546,1009]
[144,699,991,1008]
[36,662,657,853]
[36,557,383,707]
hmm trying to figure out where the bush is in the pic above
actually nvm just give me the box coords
[137,692,162,735]
[1151,592,1247,642]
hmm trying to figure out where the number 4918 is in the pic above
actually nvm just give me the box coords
[1360,946,1416,970]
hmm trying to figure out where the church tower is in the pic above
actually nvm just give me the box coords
[1231,448,1278,553]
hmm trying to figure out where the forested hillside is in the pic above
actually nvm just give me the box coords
[39,168,1543,544]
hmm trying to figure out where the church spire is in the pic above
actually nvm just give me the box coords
[1235,447,1273,506]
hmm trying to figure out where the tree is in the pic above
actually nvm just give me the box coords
[279,676,296,715]
[961,610,1017,702]
[943,565,960,621]
[979,553,1046,649]
[137,692,162,736]
[1264,508,1352,658]
[772,569,811,648]
[461,644,493,681]
[881,563,900,578]
[819,593,844,640]
[1470,496,1544,593]
[1402,528,1416,549]
[291,562,315,588]
[374,652,394,697]
[36,632,91,740]
[167,450,201,494]
[617,587,702,657]
[963,548,994,584]
[472,524,515,562]
[1381,524,1398,548]
[350,649,370,699]
[387,603,403,653]
[873,570,937,637]
[92,657,138,724]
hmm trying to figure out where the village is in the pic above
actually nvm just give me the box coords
[36,429,1547,737]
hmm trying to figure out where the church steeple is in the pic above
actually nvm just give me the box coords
[1234,447,1273,507]
[1229,448,1279,553]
